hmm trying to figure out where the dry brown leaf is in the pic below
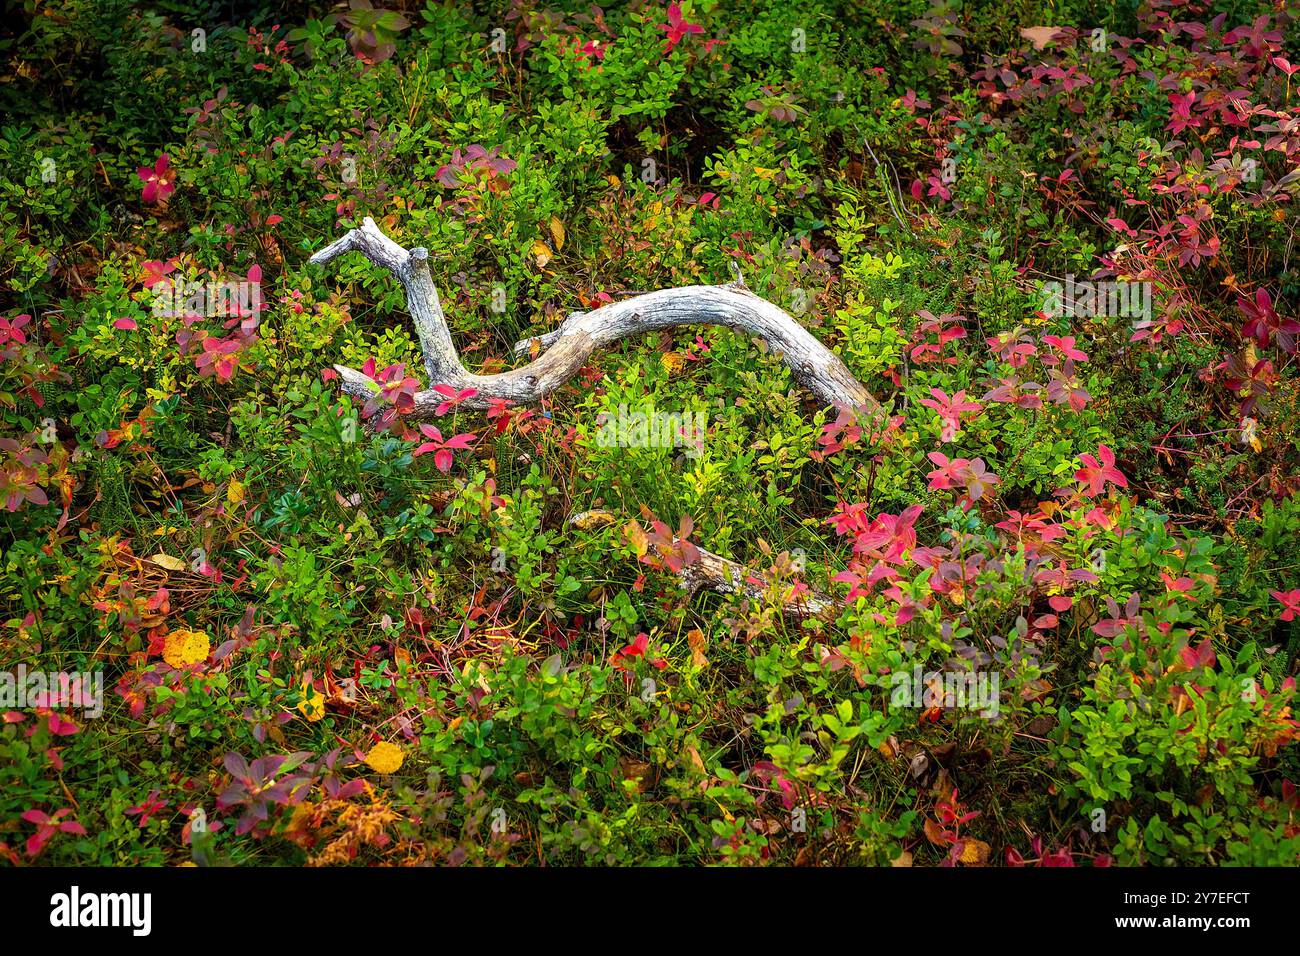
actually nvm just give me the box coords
[618,757,653,792]
[683,744,706,774]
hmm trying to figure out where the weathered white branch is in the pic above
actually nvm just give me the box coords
[678,546,837,618]
[310,217,880,421]
[310,217,462,386]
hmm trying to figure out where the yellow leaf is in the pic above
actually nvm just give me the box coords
[363,741,404,774]
[549,217,566,251]
[298,680,325,722]
[660,351,685,374]
[150,553,186,571]
[226,479,245,505]
[162,629,210,667]
[531,239,552,268]
[624,519,649,557]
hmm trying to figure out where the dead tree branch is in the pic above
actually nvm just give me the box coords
[310,217,880,420]
[568,512,837,619]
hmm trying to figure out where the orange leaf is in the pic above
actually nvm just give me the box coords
[687,628,709,668]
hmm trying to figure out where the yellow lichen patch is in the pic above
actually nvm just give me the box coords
[363,741,404,774]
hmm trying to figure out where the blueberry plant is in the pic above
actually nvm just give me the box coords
[0,0,1298,867]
